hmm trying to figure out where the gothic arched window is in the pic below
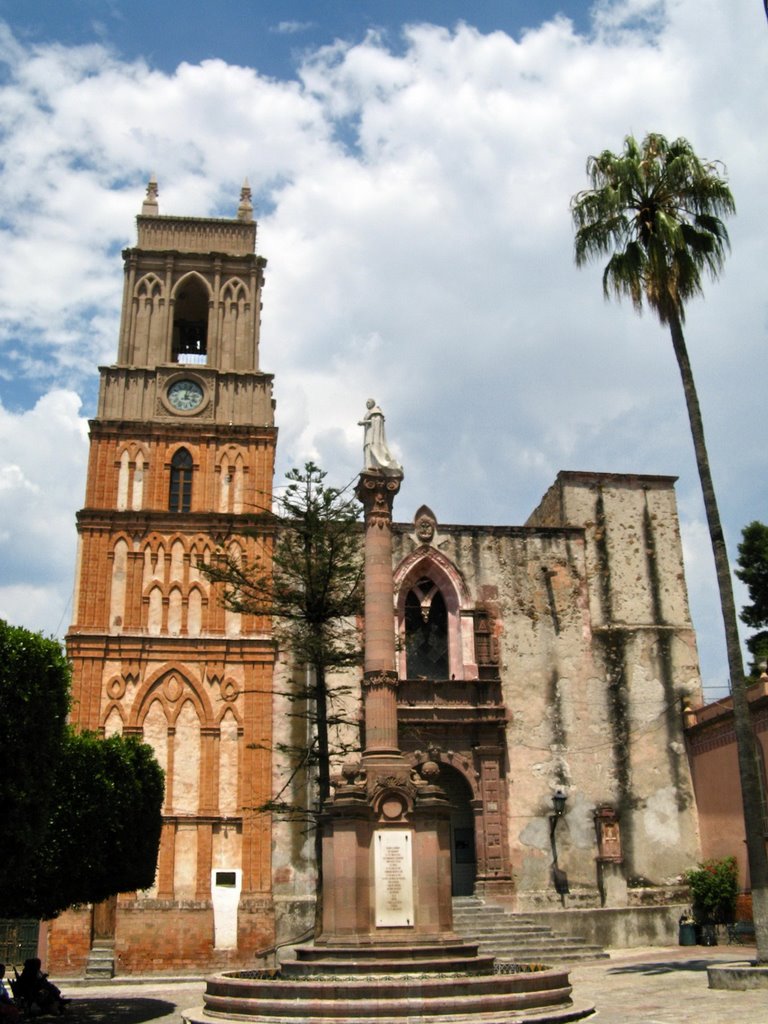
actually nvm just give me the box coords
[172,276,209,364]
[405,577,449,679]
[169,448,193,512]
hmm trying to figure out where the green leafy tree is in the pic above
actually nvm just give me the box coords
[0,620,71,908]
[25,731,164,919]
[571,132,768,960]
[0,620,164,919]
[203,463,363,918]
[736,521,768,676]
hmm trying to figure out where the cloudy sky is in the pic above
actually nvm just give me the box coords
[0,0,765,700]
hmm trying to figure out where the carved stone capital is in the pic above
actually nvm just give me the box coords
[356,470,402,529]
[362,669,399,694]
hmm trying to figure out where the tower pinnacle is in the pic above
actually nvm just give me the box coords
[237,178,254,221]
[141,174,159,216]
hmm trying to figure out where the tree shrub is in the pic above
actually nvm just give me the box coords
[685,856,739,924]
[0,619,164,919]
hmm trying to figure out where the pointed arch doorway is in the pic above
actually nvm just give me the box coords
[439,764,478,896]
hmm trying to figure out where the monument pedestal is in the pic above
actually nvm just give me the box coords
[318,760,456,947]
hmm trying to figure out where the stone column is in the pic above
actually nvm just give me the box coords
[355,469,403,758]
[317,421,457,948]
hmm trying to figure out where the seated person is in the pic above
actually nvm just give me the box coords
[0,964,20,1022]
[16,958,66,1014]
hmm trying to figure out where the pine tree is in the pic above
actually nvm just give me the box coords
[203,463,364,924]
[736,521,768,677]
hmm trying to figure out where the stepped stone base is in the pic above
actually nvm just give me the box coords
[182,938,594,1023]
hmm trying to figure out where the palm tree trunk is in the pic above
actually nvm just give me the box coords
[668,308,768,961]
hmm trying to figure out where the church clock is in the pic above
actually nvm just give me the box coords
[167,377,204,411]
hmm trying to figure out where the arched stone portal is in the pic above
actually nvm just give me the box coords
[439,764,477,896]
[395,537,512,899]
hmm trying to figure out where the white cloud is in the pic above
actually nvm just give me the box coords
[0,390,88,634]
[272,21,315,36]
[0,1,765,697]
[592,0,668,37]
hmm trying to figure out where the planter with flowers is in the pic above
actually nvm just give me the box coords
[684,856,738,946]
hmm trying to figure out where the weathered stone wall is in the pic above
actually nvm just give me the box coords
[534,473,702,900]
[270,650,362,948]
[270,652,320,947]
[387,472,702,911]
[49,898,277,975]
[108,898,274,973]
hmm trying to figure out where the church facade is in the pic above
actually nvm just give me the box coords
[49,190,703,974]
[274,481,703,945]
[392,476,702,908]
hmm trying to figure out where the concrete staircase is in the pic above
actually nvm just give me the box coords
[84,940,115,979]
[452,896,609,965]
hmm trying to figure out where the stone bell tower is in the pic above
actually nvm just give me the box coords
[52,179,278,974]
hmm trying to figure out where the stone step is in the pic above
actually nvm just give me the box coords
[481,936,601,949]
[480,940,607,955]
[454,922,555,934]
[451,897,609,966]
[484,947,606,965]
[84,965,114,978]
[185,966,595,1024]
[85,944,115,979]
[453,921,562,934]
[454,914,521,922]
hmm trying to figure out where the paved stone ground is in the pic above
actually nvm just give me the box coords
[44,979,205,1024]
[48,946,767,1023]
[570,945,767,1024]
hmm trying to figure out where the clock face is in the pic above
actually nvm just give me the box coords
[167,379,204,411]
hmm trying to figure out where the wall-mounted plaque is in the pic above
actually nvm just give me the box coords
[374,829,414,927]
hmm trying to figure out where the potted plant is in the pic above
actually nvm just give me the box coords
[684,856,738,945]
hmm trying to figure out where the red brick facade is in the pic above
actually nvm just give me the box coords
[48,186,278,974]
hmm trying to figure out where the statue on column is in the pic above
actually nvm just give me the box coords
[359,399,403,475]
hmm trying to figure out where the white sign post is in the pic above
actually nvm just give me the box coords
[374,829,414,927]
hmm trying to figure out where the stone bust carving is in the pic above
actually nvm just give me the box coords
[416,516,434,543]
[413,505,437,545]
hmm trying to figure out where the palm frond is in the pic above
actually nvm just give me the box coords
[571,132,734,323]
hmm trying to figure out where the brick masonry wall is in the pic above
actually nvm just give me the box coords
[115,902,274,973]
[45,909,91,975]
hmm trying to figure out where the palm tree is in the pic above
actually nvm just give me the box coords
[571,132,768,961]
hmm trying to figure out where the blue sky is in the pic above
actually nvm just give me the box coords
[0,2,594,78]
[0,0,765,699]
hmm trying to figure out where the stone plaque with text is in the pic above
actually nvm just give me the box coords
[374,829,414,927]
